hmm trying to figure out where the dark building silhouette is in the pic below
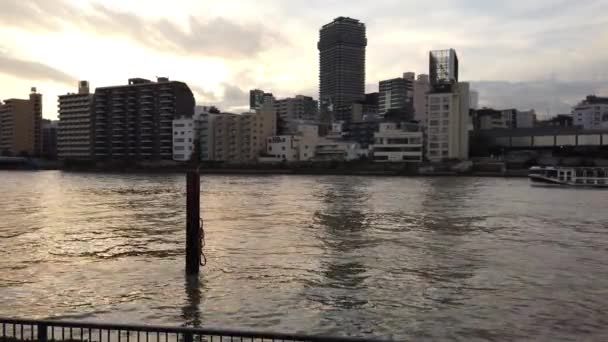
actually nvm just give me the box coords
[42,119,58,159]
[429,49,459,93]
[318,17,367,122]
[92,78,194,161]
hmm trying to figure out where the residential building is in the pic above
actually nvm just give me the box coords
[172,113,203,162]
[379,74,414,120]
[413,74,430,124]
[473,108,537,130]
[266,135,301,162]
[572,95,608,129]
[427,82,470,161]
[0,88,42,156]
[274,95,319,134]
[250,89,274,110]
[58,81,93,160]
[92,77,195,161]
[537,114,574,128]
[42,119,58,159]
[372,122,423,162]
[243,103,277,160]
[341,120,380,148]
[199,103,276,162]
[318,17,367,121]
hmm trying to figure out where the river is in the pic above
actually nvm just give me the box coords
[1,171,607,341]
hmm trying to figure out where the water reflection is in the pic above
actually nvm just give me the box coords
[308,178,371,311]
[182,275,203,327]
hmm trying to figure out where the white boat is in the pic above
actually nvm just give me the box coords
[529,166,608,188]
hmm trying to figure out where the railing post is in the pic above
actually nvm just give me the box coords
[37,323,47,342]
[186,170,201,275]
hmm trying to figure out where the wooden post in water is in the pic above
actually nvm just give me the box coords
[186,170,200,274]
[186,139,201,275]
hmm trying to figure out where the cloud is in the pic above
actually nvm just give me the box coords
[471,79,608,118]
[0,0,283,58]
[0,52,76,85]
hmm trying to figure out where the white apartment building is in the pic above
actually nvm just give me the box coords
[573,96,608,129]
[372,122,423,162]
[264,123,363,162]
[266,135,301,161]
[58,81,92,160]
[172,115,199,161]
[427,82,470,161]
[413,74,430,124]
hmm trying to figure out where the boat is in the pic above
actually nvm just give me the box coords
[528,166,608,188]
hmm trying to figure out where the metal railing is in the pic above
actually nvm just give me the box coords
[0,318,385,342]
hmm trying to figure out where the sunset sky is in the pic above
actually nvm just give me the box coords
[1,0,607,119]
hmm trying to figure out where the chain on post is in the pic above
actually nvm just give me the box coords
[199,218,206,266]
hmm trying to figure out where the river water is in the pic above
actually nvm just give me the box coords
[1,171,608,341]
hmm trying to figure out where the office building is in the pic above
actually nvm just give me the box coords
[0,88,42,156]
[379,74,414,120]
[274,95,319,134]
[42,119,58,159]
[427,82,470,161]
[58,81,93,160]
[572,95,608,129]
[413,74,430,123]
[318,17,367,121]
[372,122,423,162]
[92,77,195,161]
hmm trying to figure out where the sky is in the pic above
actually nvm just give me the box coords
[0,0,607,120]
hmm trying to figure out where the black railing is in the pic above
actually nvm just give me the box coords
[0,318,385,342]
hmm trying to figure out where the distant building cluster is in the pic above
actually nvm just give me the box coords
[1,16,606,163]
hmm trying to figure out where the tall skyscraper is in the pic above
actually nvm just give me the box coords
[92,77,195,161]
[58,81,93,160]
[318,17,367,122]
[0,88,42,156]
[429,49,459,92]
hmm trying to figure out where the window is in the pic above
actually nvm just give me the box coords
[175,146,185,151]
[442,143,449,148]
[305,145,309,149]
[174,132,178,135]
[269,146,272,151]
[443,105,449,110]
[282,146,286,151]
[388,138,408,144]
[430,120,439,126]
[174,138,185,143]
[430,143,439,148]
[304,153,308,157]
[430,105,440,111]
[188,138,192,142]
[181,132,185,135]
[410,138,421,144]
[442,112,449,118]
[442,120,449,125]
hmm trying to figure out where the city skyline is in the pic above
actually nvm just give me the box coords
[1,0,607,120]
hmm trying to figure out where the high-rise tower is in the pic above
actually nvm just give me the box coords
[318,17,367,122]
